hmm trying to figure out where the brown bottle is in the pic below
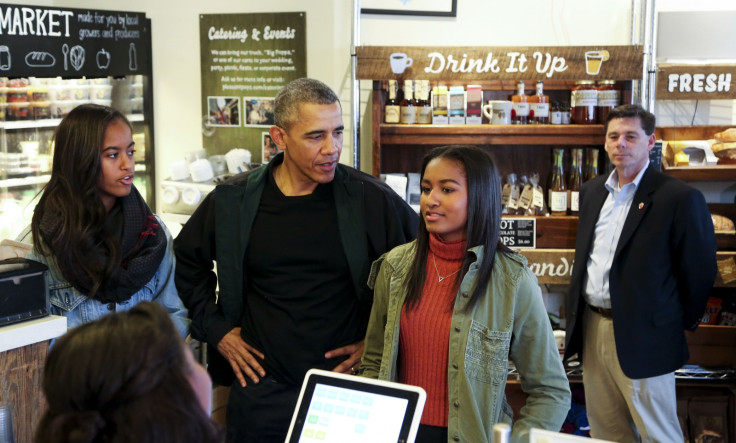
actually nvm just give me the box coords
[529,81,549,124]
[415,80,432,124]
[385,79,400,124]
[400,80,416,124]
[511,80,530,125]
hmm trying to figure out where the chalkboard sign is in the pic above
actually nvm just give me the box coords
[0,3,149,78]
[499,217,536,249]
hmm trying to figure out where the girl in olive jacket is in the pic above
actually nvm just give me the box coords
[361,145,570,443]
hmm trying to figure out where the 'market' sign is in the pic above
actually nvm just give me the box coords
[0,3,149,77]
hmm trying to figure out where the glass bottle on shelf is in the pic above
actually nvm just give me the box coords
[560,101,571,124]
[415,80,432,124]
[548,148,567,216]
[501,173,520,215]
[568,148,583,215]
[399,79,416,124]
[584,147,599,182]
[510,80,529,125]
[384,79,400,124]
[529,80,549,124]
[596,80,620,124]
[571,80,598,124]
[550,101,562,125]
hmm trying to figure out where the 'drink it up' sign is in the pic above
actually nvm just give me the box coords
[0,3,148,77]
[656,64,736,100]
[356,45,643,81]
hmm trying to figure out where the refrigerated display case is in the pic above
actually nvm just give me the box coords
[0,4,155,240]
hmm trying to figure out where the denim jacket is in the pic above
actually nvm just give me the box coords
[362,241,570,443]
[17,216,190,337]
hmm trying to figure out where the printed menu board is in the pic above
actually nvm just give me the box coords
[199,12,306,161]
[0,3,149,78]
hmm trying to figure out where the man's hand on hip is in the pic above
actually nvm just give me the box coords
[326,340,364,375]
[217,327,266,387]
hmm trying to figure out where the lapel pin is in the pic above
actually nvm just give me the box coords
[638,202,644,210]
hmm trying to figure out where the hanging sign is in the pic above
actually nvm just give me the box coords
[0,3,149,77]
[518,248,575,285]
[356,45,643,81]
[199,12,306,161]
[656,64,736,100]
[500,217,536,249]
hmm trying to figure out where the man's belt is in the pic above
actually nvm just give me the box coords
[589,305,613,319]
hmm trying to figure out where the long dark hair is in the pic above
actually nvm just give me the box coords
[36,302,222,443]
[404,145,511,310]
[31,104,131,297]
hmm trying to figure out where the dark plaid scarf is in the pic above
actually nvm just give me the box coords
[40,186,167,303]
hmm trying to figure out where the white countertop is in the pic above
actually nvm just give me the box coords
[0,315,67,353]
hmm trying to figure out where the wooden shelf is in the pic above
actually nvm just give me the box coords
[379,123,605,146]
[686,325,736,367]
[371,79,608,177]
[663,157,736,181]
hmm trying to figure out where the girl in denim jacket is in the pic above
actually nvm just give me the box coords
[18,104,188,336]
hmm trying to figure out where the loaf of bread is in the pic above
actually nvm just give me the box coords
[712,213,735,231]
[711,142,736,159]
[714,128,736,142]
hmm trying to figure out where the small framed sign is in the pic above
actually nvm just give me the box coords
[500,217,536,249]
[361,0,457,17]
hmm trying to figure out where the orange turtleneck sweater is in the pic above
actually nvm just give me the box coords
[399,233,466,427]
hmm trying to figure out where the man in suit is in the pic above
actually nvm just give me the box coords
[564,104,716,442]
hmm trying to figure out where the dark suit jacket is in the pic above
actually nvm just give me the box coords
[564,165,716,379]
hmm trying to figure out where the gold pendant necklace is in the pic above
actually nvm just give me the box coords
[432,253,461,283]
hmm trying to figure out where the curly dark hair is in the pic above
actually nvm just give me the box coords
[35,302,222,443]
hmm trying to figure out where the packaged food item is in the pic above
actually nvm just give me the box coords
[29,101,51,120]
[49,84,73,101]
[7,101,30,120]
[70,84,90,101]
[28,86,49,101]
[571,80,597,124]
[90,84,113,100]
[7,87,28,103]
[596,80,619,124]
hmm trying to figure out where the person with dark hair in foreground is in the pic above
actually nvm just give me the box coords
[35,302,221,443]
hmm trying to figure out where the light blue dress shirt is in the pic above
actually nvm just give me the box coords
[583,164,648,309]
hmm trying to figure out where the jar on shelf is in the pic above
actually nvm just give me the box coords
[596,80,620,124]
[571,80,597,124]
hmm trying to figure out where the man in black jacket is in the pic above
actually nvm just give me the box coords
[564,104,716,442]
[174,78,417,442]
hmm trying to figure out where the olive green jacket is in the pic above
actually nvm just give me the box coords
[362,241,570,443]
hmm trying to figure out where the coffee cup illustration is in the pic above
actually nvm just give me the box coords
[389,52,413,74]
[585,50,609,75]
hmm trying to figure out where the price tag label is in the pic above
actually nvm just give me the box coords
[500,217,536,249]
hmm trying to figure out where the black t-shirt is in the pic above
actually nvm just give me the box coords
[242,173,362,386]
